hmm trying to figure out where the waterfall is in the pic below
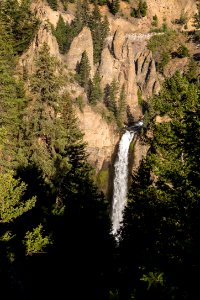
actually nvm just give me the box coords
[111,121,143,238]
[111,130,135,237]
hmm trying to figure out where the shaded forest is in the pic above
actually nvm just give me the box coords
[1,1,200,300]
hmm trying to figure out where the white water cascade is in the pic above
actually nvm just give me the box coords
[111,121,143,237]
[111,130,135,236]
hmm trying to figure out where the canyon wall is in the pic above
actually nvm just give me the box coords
[18,0,197,189]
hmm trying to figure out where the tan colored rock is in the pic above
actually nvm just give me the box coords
[113,28,126,60]
[132,138,150,172]
[123,43,140,118]
[31,0,73,27]
[65,27,94,77]
[99,48,115,86]
[134,45,160,98]
[146,0,197,31]
[76,106,119,172]
[19,23,60,76]
[99,33,160,120]
[155,115,172,123]
[108,0,197,34]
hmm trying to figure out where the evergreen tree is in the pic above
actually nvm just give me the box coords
[47,0,58,10]
[88,71,103,105]
[53,1,109,63]
[110,0,120,15]
[139,0,148,17]
[0,173,36,224]
[0,22,28,172]
[81,0,90,26]
[90,3,110,64]
[52,0,92,53]
[77,51,91,91]
[131,0,148,18]
[0,0,39,54]
[54,15,68,54]
[0,173,37,297]
[26,43,72,183]
[106,79,118,116]
[73,0,90,29]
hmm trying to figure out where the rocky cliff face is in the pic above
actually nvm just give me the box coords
[66,26,160,120]
[18,0,197,189]
[100,30,160,119]
[76,106,118,172]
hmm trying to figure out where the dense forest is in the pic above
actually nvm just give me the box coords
[1,0,200,299]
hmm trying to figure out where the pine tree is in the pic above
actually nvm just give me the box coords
[88,71,103,105]
[131,0,148,18]
[73,0,90,29]
[25,43,87,187]
[0,173,36,224]
[0,172,37,296]
[0,22,28,172]
[77,51,91,91]
[54,15,68,54]
[26,43,69,182]
[90,4,110,64]
[139,0,148,17]
[106,79,118,116]
[110,0,120,15]
[0,0,39,53]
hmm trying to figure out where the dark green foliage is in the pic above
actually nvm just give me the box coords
[105,79,118,116]
[18,45,114,298]
[52,2,88,54]
[109,0,120,15]
[77,51,91,91]
[151,14,158,27]
[53,1,109,63]
[104,81,128,127]
[186,59,199,83]
[175,11,188,25]
[118,72,200,299]
[97,0,108,5]
[47,0,58,10]
[89,3,110,64]
[147,31,178,72]
[53,15,68,53]
[88,71,103,105]
[176,44,190,58]
[0,23,28,171]
[90,0,107,5]
[131,0,147,18]
[0,5,115,300]
[25,43,81,183]
[0,0,39,54]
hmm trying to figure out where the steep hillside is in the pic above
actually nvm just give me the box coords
[17,0,199,192]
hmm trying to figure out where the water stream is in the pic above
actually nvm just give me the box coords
[111,121,143,238]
